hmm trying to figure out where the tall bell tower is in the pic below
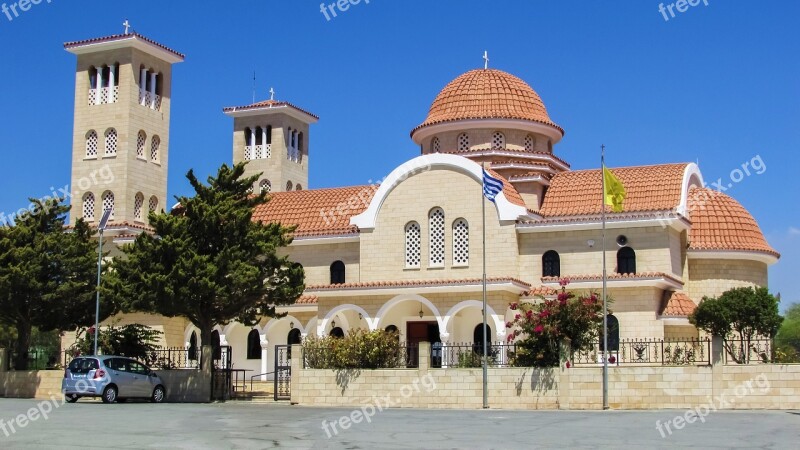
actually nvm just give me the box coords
[64,27,184,235]
[224,93,318,193]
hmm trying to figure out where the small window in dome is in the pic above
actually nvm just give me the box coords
[492,132,505,150]
[432,137,440,153]
[525,135,535,152]
[458,133,469,152]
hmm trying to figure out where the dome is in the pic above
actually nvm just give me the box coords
[411,69,563,136]
[687,187,779,258]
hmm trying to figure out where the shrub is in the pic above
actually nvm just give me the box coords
[303,329,405,369]
[69,322,162,361]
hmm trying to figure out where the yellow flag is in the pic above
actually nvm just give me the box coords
[603,166,626,213]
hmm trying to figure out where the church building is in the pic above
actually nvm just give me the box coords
[60,30,779,377]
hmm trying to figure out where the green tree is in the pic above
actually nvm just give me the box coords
[107,163,304,345]
[775,303,800,362]
[0,197,109,369]
[69,322,161,362]
[689,286,783,363]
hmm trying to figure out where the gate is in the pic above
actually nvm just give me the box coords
[274,344,291,401]
[211,345,232,401]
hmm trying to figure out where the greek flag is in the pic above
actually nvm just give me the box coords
[482,169,503,203]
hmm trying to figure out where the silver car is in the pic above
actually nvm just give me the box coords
[62,356,166,403]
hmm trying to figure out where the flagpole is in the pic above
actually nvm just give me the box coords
[481,163,489,409]
[601,145,609,410]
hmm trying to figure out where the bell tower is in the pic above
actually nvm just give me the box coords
[64,27,184,233]
[224,93,318,193]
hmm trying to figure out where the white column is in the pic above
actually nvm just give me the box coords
[250,128,256,159]
[438,332,450,368]
[260,335,269,381]
[108,65,116,103]
[261,127,268,159]
[149,72,157,109]
[139,68,147,105]
[95,67,103,105]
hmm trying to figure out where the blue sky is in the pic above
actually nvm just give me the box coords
[0,1,797,306]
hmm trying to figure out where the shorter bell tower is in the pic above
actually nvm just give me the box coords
[224,93,318,193]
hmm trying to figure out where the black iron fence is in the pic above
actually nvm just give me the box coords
[303,342,418,369]
[6,350,62,371]
[61,347,202,370]
[723,338,773,364]
[432,342,515,368]
[571,338,711,366]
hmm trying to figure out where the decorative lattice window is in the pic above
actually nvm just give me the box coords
[524,135,535,152]
[432,137,440,153]
[82,193,95,221]
[260,179,271,194]
[286,181,293,191]
[453,219,469,266]
[102,191,114,219]
[458,133,469,151]
[104,129,117,156]
[492,132,505,149]
[151,135,160,162]
[429,208,445,267]
[85,131,98,157]
[133,193,144,221]
[295,184,302,191]
[405,222,421,268]
[149,196,158,213]
[137,131,146,159]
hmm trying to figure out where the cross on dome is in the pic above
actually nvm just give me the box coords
[269,87,275,101]
[123,20,131,35]
[483,50,489,70]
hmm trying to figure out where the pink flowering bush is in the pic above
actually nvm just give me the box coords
[506,280,605,367]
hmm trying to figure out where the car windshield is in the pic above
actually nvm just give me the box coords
[68,358,99,374]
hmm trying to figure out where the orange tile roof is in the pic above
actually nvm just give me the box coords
[252,186,377,237]
[539,163,689,217]
[660,291,697,317]
[542,272,683,286]
[306,277,530,291]
[522,286,558,297]
[63,33,185,60]
[412,69,563,136]
[293,295,319,305]
[486,169,526,207]
[687,187,779,257]
[222,99,319,120]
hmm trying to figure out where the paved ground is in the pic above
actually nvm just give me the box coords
[0,398,798,449]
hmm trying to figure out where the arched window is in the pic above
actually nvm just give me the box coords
[85,130,98,157]
[617,247,636,274]
[600,315,620,352]
[524,134,535,152]
[286,181,293,191]
[453,218,469,266]
[287,327,302,358]
[148,196,158,213]
[151,135,160,162]
[329,327,344,338]
[295,184,302,191]
[458,133,469,151]
[432,137,440,153]
[473,324,492,355]
[211,330,221,360]
[104,128,117,156]
[259,179,271,194]
[429,208,445,267]
[101,191,114,219]
[134,193,144,222]
[492,132,505,149]
[405,221,421,268]
[82,192,95,221]
[542,250,561,277]
[246,329,261,360]
[330,261,345,284]
[136,131,146,159]
[297,132,304,163]
[188,332,198,361]
[547,140,553,153]
[384,325,398,334]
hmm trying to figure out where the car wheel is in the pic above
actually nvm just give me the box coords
[151,385,165,403]
[65,394,80,403]
[101,385,117,404]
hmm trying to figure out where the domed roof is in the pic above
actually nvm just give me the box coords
[688,187,779,258]
[412,69,563,136]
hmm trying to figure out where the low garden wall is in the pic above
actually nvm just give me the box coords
[290,340,800,410]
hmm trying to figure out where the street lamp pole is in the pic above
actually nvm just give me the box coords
[93,209,112,356]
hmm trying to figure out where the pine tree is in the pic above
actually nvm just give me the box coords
[108,163,304,345]
[0,197,105,369]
